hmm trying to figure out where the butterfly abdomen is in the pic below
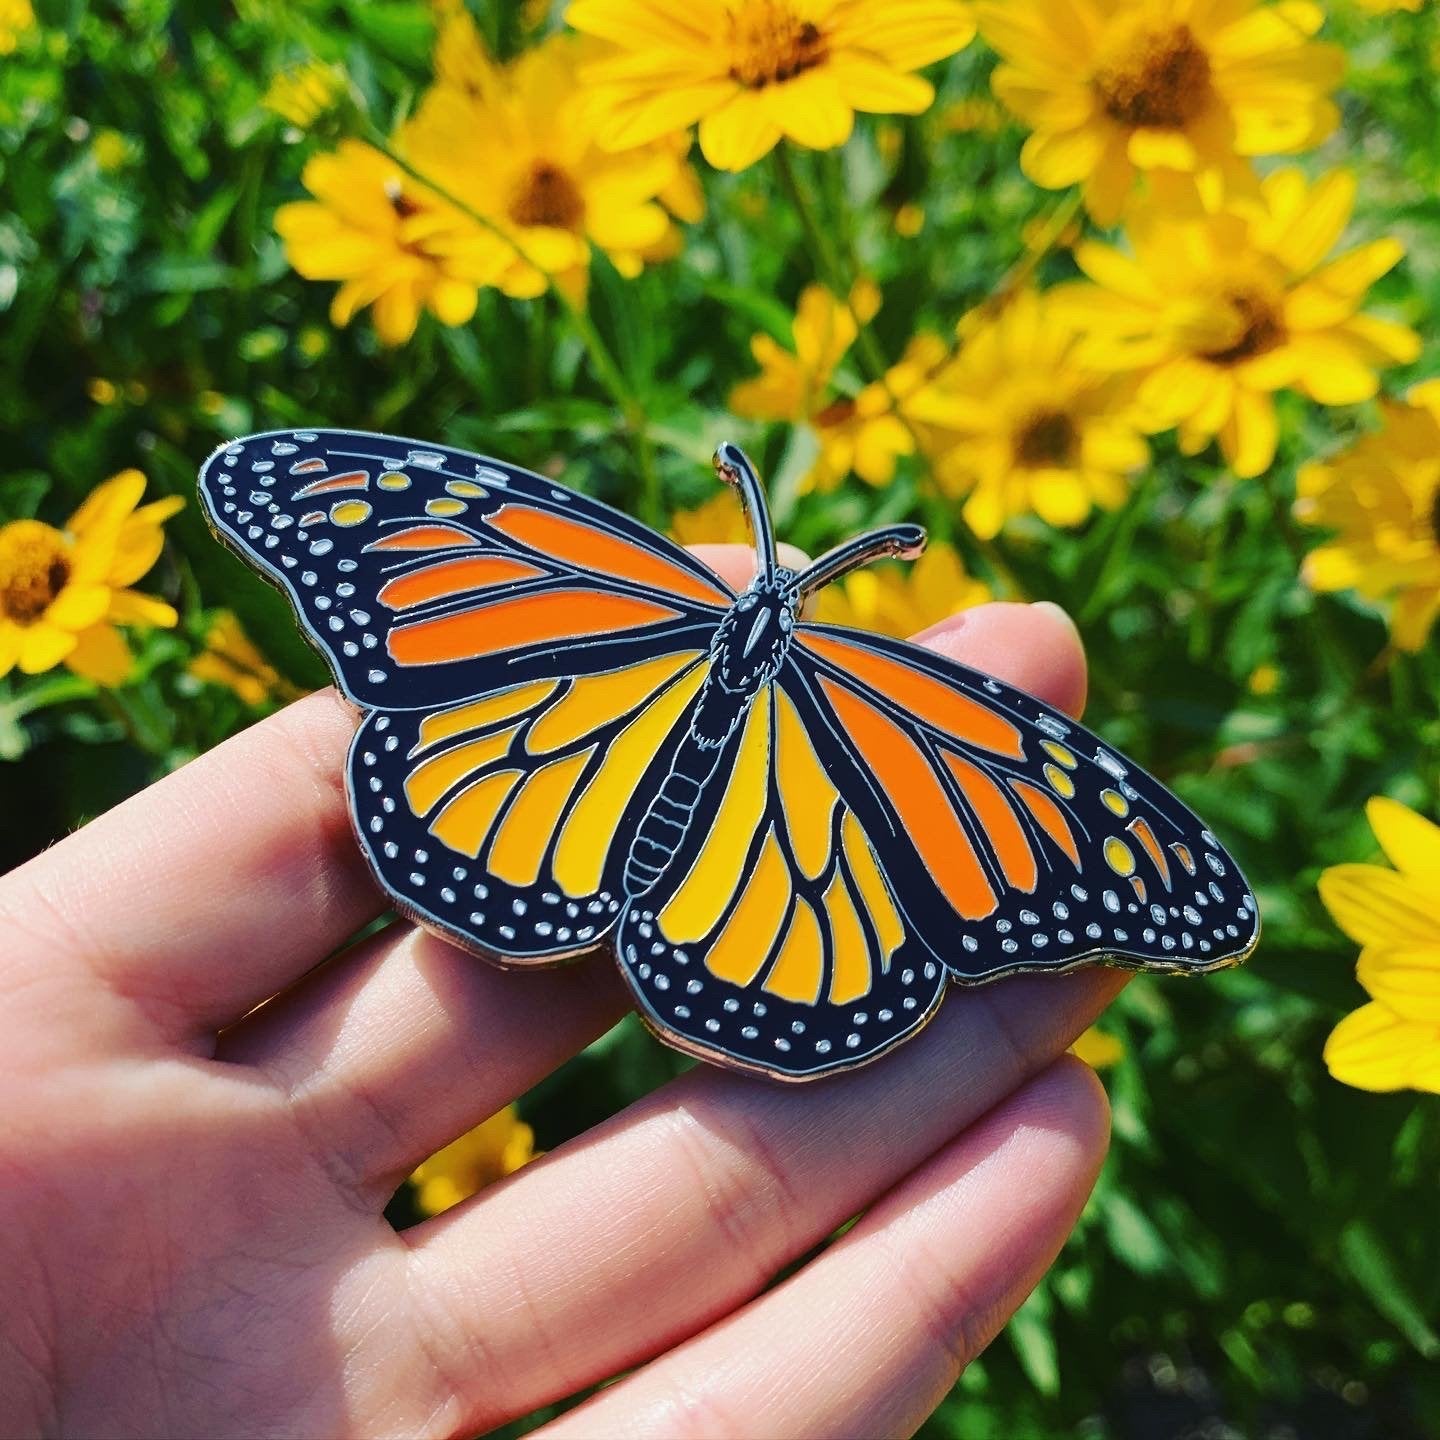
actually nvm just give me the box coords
[623,682,750,896]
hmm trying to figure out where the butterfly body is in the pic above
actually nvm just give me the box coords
[200,428,1259,1081]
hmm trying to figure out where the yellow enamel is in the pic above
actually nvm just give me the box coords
[405,725,519,816]
[1044,762,1076,798]
[377,472,411,490]
[445,479,486,497]
[329,499,372,527]
[843,811,903,963]
[552,660,707,896]
[428,769,519,858]
[1042,740,1077,769]
[488,748,593,887]
[1104,835,1136,876]
[426,497,468,517]
[529,652,698,754]
[825,872,871,1004]
[775,688,838,878]
[658,697,771,944]
[763,896,823,1004]
[704,828,790,987]
[416,680,557,752]
[1101,787,1129,816]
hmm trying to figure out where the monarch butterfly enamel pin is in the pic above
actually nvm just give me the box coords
[199,430,1259,1080]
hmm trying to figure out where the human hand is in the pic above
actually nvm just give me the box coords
[0,547,1117,1439]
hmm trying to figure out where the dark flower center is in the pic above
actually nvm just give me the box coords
[510,161,585,231]
[1095,22,1212,129]
[1201,289,1286,366]
[0,522,72,624]
[728,6,828,89]
[1015,409,1080,468]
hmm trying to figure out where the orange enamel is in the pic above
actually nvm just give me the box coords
[1009,779,1081,868]
[292,470,369,497]
[941,752,1037,893]
[488,504,729,605]
[378,555,544,610]
[367,524,475,551]
[819,676,996,920]
[1128,817,1172,889]
[802,632,1024,759]
[388,588,681,666]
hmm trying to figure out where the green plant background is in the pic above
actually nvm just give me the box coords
[2,2,1438,1436]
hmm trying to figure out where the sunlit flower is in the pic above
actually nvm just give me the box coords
[0,0,35,55]
[1056,168,1420,478]
[910,290,1150,538]
[976,0,1343,224]
[408,1106,538,1216]
[1321,797,1440,1095]
[568,0,975,172]
[1070,1025,1126,1069]
[275,140,485,346]
[805,333,948,494]
[0,471,181,685]
[404,32,682,299]
[893,202,925,238]
[262,60,346,130]
[91,129,130,172]
[188,612,301,708]
[814,541,990,635]
[730,280,931,491]
[1296,382,1440,650]
[670,490,751,547]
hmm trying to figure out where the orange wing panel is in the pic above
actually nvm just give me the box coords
[488,504,730,606]
[292,470,369,498]
[942,753,1038,893]
[802,633,1024,759]
[819,676,997,921]
[1010,780,1082,868]
[378,555,544,610]
[388,589,682,666]
[367,524,475,551]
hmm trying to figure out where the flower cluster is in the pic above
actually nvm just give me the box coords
[1320,798,1440,1094]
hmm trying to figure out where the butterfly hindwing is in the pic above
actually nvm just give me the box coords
[349,651,712,963]
[198,428,733,711]
[615,681,949,1078]
[790,623,1260,981]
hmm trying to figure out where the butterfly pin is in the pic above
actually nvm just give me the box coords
[199,431,1259,1080]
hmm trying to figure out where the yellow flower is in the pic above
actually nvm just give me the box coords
[936,96,1005,135]
[730,282,934,493]
[814,541,991,636]
[188,612,301,708]
[976,0,1344,224]
[670,490,752,547]
[1296,382,1440,651]
[404,32,682,299]
[1056,168,1420,478]
[91,129,130,172]
[408,1106,538,1216]
[805,333,948,494]
[262,60,346,130]
[893,202,925,237]
[1247,661,1281,695]
[1320,797,1440,1095]
[0,471,181,685]
[275,140,484,346]
[568,0,976,172]
[910,290,1150,538]
[1070,1025,1126,1069]
[0,0,35,55]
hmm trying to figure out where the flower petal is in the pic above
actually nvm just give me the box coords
[1319,862,1440,948]
[1366,796,1440,884]
[1324,1001,1440,1094]
[64,623,134,686]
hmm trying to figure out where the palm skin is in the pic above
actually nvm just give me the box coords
[0,548,1116,1439]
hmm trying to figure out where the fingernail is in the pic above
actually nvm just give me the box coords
[1029,600,1081,640]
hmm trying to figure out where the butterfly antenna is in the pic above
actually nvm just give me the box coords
[794,524,927,601]
[714,442,779,582]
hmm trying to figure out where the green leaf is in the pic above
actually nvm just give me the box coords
[1340,1220,1440,1359]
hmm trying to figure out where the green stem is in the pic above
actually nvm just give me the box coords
[363,128,664,525]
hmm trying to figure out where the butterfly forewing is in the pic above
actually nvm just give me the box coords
[198,429,732,710]
[790,623,1260,981]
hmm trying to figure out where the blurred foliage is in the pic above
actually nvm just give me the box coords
[2,1,1439,1437]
